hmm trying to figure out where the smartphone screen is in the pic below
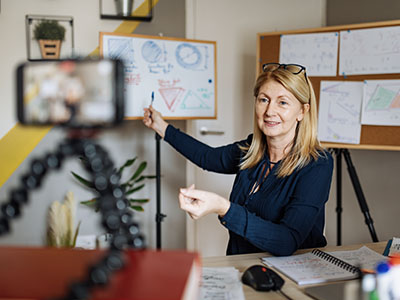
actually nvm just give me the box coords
[16,59,124,127]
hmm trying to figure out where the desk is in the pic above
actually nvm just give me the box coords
[202,241,387,300]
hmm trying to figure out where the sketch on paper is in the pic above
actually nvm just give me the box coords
[339,26,400,75]
[101,33,216,118]
[279,32,339,76]
[318,81,363,144]
[362,80,400,126]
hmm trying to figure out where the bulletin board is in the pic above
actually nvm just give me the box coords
[100,32,217,120]
[257,20,400,151]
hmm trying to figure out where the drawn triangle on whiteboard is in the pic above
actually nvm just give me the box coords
[159,87,185,112]
[180,90,210,109]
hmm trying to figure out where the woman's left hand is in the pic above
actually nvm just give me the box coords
[178,185,230,219]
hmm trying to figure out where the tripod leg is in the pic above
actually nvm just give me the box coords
[342,149,379,242]
[335,149,342,246]
[155,133,166,249]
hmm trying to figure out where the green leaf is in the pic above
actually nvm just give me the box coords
[126,184,145,195]
[72,221,81,248]
[129,162,147,182]
[134,176,146,183]
[130,205,144,212]
[80,198,97,206]
[118,157,137,175]
[129,198,149,203]
[71,171,94,189]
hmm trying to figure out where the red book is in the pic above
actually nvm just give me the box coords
[0,246,201,300]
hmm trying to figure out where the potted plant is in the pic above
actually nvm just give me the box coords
[33,20,66,59]
[72,156,155,212]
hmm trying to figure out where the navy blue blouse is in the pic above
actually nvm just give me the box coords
[164,125,333,256]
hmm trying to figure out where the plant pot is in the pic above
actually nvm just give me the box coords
[39,39,62,59]
[114,0,134,16]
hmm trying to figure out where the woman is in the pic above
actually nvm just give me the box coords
[143,63,333,256]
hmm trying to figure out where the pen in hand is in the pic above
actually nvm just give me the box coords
[149,91,154,119]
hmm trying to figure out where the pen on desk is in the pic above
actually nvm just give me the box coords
[361,268,375,274]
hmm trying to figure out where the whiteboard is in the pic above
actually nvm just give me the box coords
[339,26,400,75]
[100,32,217,119]
[279,32,339,77]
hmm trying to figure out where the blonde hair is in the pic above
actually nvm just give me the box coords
[240,67,323,177]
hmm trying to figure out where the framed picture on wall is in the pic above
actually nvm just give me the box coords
[25,15,75,61]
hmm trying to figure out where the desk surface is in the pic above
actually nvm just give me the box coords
[202,242,387,300]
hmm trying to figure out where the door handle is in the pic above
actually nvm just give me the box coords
[199,126,224,135]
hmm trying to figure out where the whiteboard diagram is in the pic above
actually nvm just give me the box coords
[279,32,339,77]
[100,33,217,119]
[339,26,400,75]
[362,80,400,126]
[318,81,363,144]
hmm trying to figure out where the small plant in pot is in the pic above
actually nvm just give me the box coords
[33,20,66,59]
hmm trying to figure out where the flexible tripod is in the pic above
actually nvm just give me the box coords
[333,148,379,246]
[0,133,145,300]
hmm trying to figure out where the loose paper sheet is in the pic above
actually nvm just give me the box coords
[199,267,245,300]
[339,26,400,75]
[279,32,339,76]
[318,81,363,144]
[361,80,400,126]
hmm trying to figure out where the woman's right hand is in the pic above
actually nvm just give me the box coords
[143,106,169,139]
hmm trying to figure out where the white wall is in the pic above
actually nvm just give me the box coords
[0,0,187,250]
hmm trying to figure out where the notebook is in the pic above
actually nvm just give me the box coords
[262,246,386,286]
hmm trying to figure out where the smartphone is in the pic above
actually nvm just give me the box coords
[16,58,125,128]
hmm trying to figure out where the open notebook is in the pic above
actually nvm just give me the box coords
[262,246,386,286]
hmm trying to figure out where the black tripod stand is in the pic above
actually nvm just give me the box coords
[333,148,379,246]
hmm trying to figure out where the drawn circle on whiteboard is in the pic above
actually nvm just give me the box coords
[142,41,163,63]
[176,43,202,69]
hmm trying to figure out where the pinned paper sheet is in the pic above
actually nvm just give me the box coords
[361,80,400,126]
[339,26,400,76]
[279,32,339,77]
[318,81,363,144]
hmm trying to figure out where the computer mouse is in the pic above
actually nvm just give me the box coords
[241,265,285,291]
